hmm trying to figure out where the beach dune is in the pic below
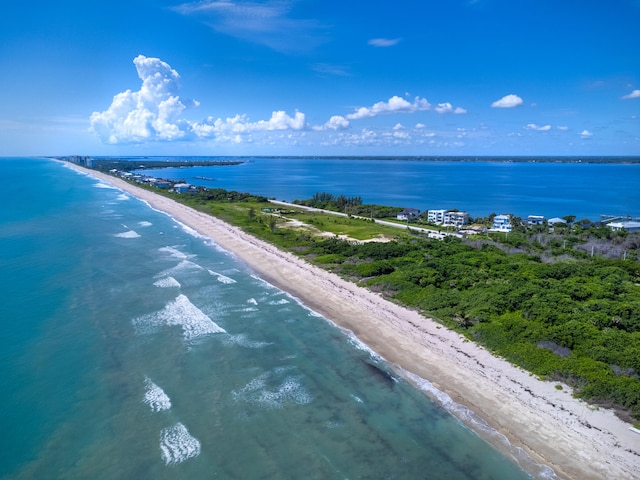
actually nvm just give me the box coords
[68,163,640,480]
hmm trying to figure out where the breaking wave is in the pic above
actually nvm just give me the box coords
[132,294,226,340]
[232,371,313,409]
[153,277,181,288]
[143,377,172,412]
[159,246,191,259]
[208,270,236,284]
[159,423,201,465]
[94,182,118,190]
[113,230,140,238]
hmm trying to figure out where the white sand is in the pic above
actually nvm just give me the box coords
[69,163,640,479]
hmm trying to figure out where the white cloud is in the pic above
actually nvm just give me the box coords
[90,55,191,144]
[193,110,307,137]
[491,94,523,108]
[392,130,410,139]
[579,129,593,138]
[557,125,569,131]
[368,38,401,47]
[91,56,472,149]
[173,1,325,53]
[254,110,306,130]
[524,123,551,131]
[622,89,640,99]
[346,96,430,120]
[320,115,350,130]
[91,55,309,144]
[435,102,467,114]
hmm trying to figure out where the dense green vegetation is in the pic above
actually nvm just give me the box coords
[117,179,640,421]
[294,192,404,218]
[304,237,640,421]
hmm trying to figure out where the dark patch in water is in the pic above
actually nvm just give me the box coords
[364,360,398,386]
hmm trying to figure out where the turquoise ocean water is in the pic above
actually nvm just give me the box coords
[1,157,558,479]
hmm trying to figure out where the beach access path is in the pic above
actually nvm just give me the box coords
[67,163,640,480]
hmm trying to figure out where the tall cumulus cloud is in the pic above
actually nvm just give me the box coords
[90,55,192,144]
[90,55,306,144]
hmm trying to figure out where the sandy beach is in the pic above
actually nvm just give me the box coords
[68,163,639,479]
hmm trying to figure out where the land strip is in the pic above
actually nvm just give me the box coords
[66,162,640,480]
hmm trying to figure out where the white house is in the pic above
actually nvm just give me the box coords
[397,208,421,221]
[548,217,568,228]
[608,221,640,233]
[490,214,512,232]
[427,209,447,224]
[173,183,192,194]
[527,215,545,226]
[443,211,469,228]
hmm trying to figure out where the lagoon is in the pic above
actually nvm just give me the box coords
[132,157,640,221]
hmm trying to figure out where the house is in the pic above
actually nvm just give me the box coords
[155,181,172,189]
[427,209,447,224]
[443,211,469,228]
[490,214,512,232]
[608,221,640,233]
[173,183,192,194]
[548,217,567,226]
[397,208,421,221]
[527,215,545,226]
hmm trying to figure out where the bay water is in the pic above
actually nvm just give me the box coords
[1,157,563,479]
[134,156,640,221]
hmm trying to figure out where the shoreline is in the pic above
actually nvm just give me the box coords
[66,162,640,479]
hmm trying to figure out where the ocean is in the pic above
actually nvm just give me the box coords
[2,157,558,479]
[131,156,640,221]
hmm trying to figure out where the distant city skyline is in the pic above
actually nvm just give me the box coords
[1,0,638,156]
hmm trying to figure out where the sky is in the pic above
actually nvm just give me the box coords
[1,0,639,157]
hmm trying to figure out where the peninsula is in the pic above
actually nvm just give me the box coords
[64,161,640,480]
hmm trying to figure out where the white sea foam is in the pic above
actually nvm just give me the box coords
[247,298,258,305]
[159,423,201,465]
[158,260,204,279]
[117,193,130,201]
[177,222,205,239]
[232,371,312,409]
[350,394,364,404]
[138,221,153,227]
[94,182,118,190]
[113,230,140,238]
[143,377,172,412]
[226,333,272,349]
[268,298,290,305]
[153,277,181,288]
[159,246,190,259]
[208,270,236,284]
[133,294,226,340]
[346,333,384,362]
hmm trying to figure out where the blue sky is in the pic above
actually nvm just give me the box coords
[1,0,638,156]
